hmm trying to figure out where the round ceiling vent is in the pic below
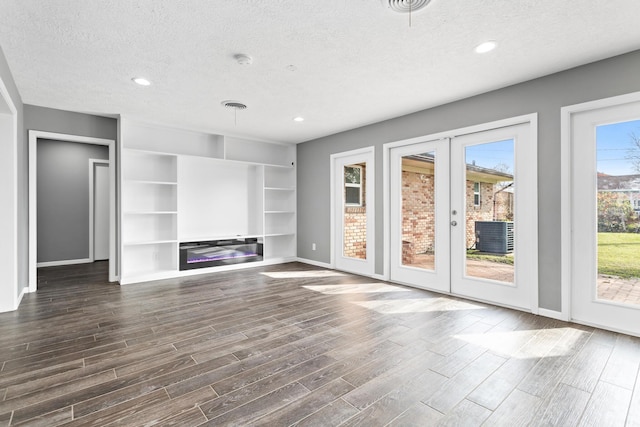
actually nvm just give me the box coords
[221,100,247,110]
[383,0,431,13]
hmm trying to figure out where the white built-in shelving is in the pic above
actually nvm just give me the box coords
[119,118,296,284]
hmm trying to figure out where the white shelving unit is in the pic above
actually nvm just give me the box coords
[121,149,179,283]
[119,118,296,284]
[263,166,296,260]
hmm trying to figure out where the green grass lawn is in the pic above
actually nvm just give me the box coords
[466,250,514,265]
[598,232,640,278]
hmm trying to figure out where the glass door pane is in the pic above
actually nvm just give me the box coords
[389,139,450,294]
[343,163,366,260]
[401,152,436,271]
[596,119,640,306]
[464,140,515,284]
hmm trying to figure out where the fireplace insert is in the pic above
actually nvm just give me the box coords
[179,237,263,270]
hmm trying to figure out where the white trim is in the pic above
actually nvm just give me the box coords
[560,90,640,323]
[330,146,376,277]
[0,74,19,312]
[37,258,92,268]
[296,257,334,269]
[29,131,118,291]
[537,308,568,321]
[329,146,377,269]
[383,113,538,312]
[89,159,109,262]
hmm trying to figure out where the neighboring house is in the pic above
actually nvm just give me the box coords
[343,163,368,259]
[401,154,513,260]
[598,173,640,213]
[343,155,515,261]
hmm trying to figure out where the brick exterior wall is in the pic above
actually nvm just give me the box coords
[343,164,367,259]
[401,171,435,254]
[342,166,514,259]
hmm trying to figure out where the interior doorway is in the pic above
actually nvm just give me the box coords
[29,131,117,291]
[90,159,110,262]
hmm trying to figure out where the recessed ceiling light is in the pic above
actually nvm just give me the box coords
[293,116,305,122]
[132,77,151,86]
[286,65,298,72]
[475,41,497,54]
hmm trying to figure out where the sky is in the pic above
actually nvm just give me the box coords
[596,119,640,176]
[465,139,514,172]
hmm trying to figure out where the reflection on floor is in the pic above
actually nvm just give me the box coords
[1,262,639,425]
[407,254,515,283]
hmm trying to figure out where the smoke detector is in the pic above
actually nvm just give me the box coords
[234,54,253,65]
[221,100,247,110]
[382,0,431,13]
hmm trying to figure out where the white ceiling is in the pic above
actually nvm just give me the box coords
[1,0,640,144]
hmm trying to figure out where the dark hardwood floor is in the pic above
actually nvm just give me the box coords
[1,262,639,426]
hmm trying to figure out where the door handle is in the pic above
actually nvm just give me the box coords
[451,221,457,226]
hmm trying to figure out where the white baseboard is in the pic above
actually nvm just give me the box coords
[538,308,569,321]
[17,286,27,305]
[37,258,92,268]
[295,257,332,269]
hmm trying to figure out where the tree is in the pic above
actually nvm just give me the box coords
[625,131,640,173]
[597,192,634,232]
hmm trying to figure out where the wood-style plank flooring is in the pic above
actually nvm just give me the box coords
[1,261,639,426]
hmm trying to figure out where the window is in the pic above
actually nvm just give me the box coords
[473,182,481,206]
[345,165,363,206]
[634,198,640,212]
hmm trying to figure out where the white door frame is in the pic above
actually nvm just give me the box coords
[89,159,110,262]
[0,74,20,313]
[383,114,538,312]
[29,131,118,291]
[330,146,375,277]
[561,90,640,333]
[388,138,451,293]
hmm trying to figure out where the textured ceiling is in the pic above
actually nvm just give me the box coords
[1,0,640,144]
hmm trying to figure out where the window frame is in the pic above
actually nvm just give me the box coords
[345,165,363,207]
[473,181,481,207]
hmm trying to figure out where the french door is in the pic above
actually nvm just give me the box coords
[568,96,640,336]
[332,148,375,276]
[389,122,537,311]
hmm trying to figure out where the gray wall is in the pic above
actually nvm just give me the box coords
[297,49,640,312]
[0,46,25,301]
[24,105,118,264]
[24,105,117,141]
[36,139,108,263]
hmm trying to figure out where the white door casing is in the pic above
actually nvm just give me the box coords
[90,160,110,261]
[385,115,538,312]
[565,94,640,336]
[331,147,375,277]
[389,139,450,293]
[450,123,537,311]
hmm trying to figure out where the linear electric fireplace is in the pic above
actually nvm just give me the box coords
[179,237,263,270]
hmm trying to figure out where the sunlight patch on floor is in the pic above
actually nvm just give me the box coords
[302,282,411,295]
[453,327,589,358]
[352,297,486,314]
[261,270,348,279]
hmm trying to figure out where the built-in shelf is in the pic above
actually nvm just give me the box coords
[120,118,296,284]
[265,211,295,214]
[123,240,179,246]
[124,211,178,215]
[124,180,178,186]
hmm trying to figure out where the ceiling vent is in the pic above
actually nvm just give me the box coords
[221,100,247,110]
[383,0,431,13]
